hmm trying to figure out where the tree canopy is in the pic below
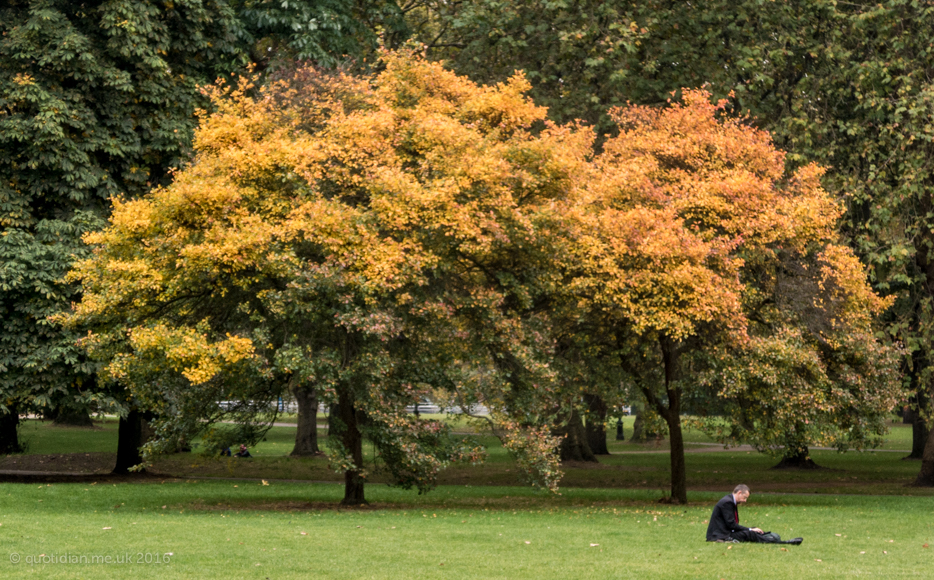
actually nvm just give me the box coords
[62,51,601,502]
[562,90,903,501]
[417,0,934,482]
[61,50,904,503]
[0,0,241,444]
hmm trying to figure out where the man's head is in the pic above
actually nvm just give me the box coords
[732,484,750,503]
[240,444,247,451]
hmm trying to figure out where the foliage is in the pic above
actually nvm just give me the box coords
[231,0,409,70]
[421,0,934,467]
[413,0,643,135]
[61,50,595,498]
[0,0,241,421]
[565,90,904,501]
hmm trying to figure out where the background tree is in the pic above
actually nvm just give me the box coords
[231,0,409,71]
[0,0,241,453]
[1,0,401,463]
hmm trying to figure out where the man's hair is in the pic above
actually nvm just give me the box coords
[733,484,750,494]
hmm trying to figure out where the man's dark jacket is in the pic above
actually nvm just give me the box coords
[706,494,750,541]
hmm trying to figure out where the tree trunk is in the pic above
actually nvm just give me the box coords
[112,409,144,475]
[51,406,94,427]
[773,445,821,469]
[584,394,610,455]
[631,412,647,442]
[327,403,340,436]
[291,386,321,456]
[905,391,930,460]
[140,417,156,443]
[0,404,22,454]
[661,339,687,504]
[639,338,688,504]
[915,419,934,486]
[336,388,366,505]
[556,408,597,462]
[665,406,688,504]
[631,410,663,442]
[909,407,929,460]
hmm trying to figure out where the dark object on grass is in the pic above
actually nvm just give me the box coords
[50,406,94,427]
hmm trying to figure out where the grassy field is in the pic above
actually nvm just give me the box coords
[2,417,933,578]
[13,414,918,455]
[1,480,932,579]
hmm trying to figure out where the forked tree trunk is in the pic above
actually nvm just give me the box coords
[557,408,597,462]
[113,409,144,475]
[915,421,934,486]
[0,404,22,454]
[291,386,321,456]
[584,394,610,455]
[336,388,366,505]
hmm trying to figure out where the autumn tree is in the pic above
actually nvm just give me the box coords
[416,0,934,483]
[62,50,602,502]
[566,91,903,503]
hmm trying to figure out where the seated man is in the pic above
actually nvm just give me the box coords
[234,444,252,458]
[706,484,802,545]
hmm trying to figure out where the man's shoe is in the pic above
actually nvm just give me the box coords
[784,538,803,545]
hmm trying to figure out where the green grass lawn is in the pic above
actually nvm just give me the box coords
[1,481,932,579]
[5,418,930,496]
[2,417,933,578]
[15,415,915,456]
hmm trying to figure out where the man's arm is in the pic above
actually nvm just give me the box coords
[718,502,751,533]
